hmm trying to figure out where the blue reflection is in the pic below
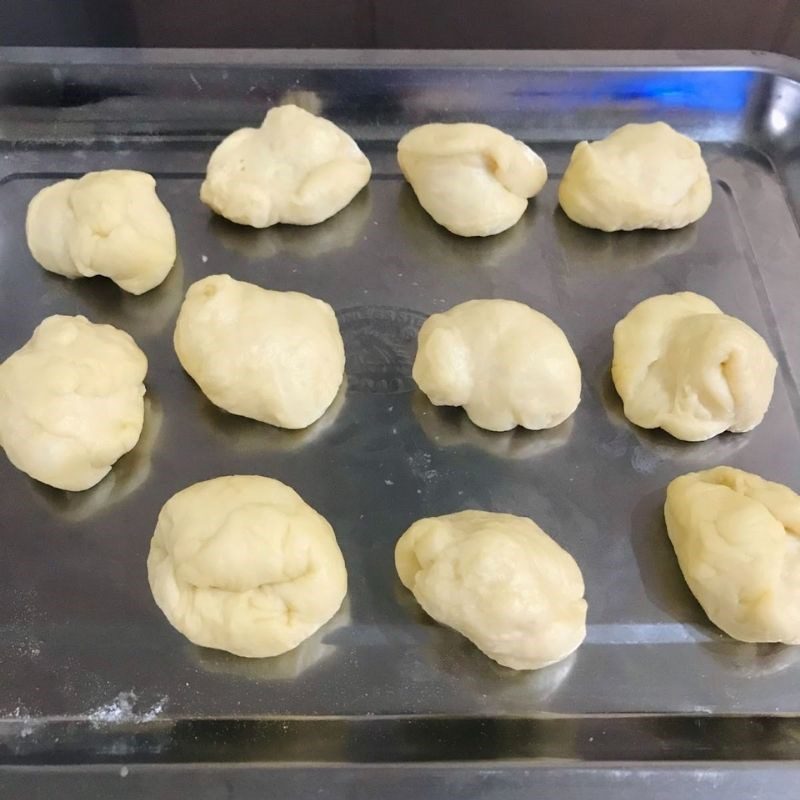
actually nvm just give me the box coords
[605,71,754,112]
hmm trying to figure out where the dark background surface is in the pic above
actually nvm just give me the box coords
[2,0,800,56]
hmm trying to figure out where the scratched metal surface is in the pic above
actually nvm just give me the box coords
[1,49,800,796]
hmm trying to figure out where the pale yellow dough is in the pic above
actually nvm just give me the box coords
[0,315,147,491]
[174,274,345,429]
[665,466,800,643]
[395,510,587,669]
[397,123,547,237]
[26,170,177,294]
[612,292,776,441]
[558,122,712,232]
[413,299,581,432]
[200,104,371,228]
[147,475,348,657]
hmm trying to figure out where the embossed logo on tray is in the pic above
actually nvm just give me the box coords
[338,306,426,394]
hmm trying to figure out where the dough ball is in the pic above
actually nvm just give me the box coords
[200,104,371,228]
[0,315,147,491]
[26,170,177,295]
[413,299,581,432]
[665,466,800,643]
[612,292,776,441]
[147,475,347,657]
[395,510,587,669]
[397,123,547,237]
[174,274,345,429]
[558,122,712,232]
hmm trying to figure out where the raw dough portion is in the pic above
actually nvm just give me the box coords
[612,292,776,441]
[200,104,371,228]
[665,466,800,643]
[413,299,581,432]
[0,315,147,491]
[174,274,345,429]
[395,510,587,669]
[558,122,712,232]
[147,475,348,657]
[397,123,548,237]
[26,170,177,294]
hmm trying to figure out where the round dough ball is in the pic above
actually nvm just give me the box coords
[665,466,800,643]
[395,510,587,669]
[413,299,581,432]
[612,292,776,441]
[0,314,147,491]
[147,475,348,658]
[200,104,371,228]
[26,170,177,295]
[174,274,345,429]
[558,122,712,232]
[397,123,547,237]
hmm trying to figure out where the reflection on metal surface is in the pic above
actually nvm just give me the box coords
[412,390,574,459]
[191,601,350,680]
[196,378,347,453]
[598,367,748,473]
[397,183,536,269]
[58,253,185,337]
[30,395,163,521]
[553,206,698,276]
[703,641,800,678]
[209,187,371,260]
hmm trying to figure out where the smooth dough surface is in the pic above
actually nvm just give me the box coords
[397,123,547,237]
[665,466,800,643]
[558,122,712,232]
[147,475,347,657]
[612,292,776,442]
[174,274,345,429]
[200,104,371,228]
[26,170,177,294]
[395,510,587,669]
[413,299,581,432]
[0,315,147,491]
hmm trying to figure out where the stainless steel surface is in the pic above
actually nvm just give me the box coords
[2,48,800,796]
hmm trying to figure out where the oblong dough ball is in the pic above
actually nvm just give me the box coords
[612,292,776,441]
[665,466,800,643]
[558,122,712,232]
[413,299,581,432]
[395,510,587,669]
[174,274,345,429]
[397,123,547,237]
[200,104,371,228]
[26,170,177,295]
[0,315,147,491]
[147,475,348,657]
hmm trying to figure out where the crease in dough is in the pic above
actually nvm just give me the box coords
[413,299,581,432]
[665,466,800,643]
[397,123,547,237]
[612,292,776,441]
[396,510,587,669]
[558,121,712,232]
[200,104,371,228]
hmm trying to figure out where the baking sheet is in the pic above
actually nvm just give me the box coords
[1,48,800,795]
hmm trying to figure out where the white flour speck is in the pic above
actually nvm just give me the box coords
[384,479,394,486]
[120,766,129,778]
[87,692,167,728]
[201,254,208,263]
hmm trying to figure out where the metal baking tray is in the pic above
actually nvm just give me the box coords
[1,48,800,798]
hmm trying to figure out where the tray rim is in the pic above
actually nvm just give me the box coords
[0,46,799,77]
